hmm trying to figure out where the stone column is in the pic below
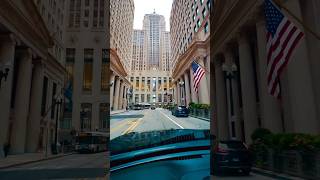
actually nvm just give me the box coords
[113,77,120,111]
[198,58,210,104]
[118,82,124,110]
[238,33,259,144]
[184,72,191,107]
[256,19,283,133]
[26,60,43,152]
[10,49,33,154]
[224,49,242,140]
[281,0,318,133]
[177,81,181,106]
[215,58,229,139]
[110,73,115,110]
[0,35,16,157]
[189,67,198,103]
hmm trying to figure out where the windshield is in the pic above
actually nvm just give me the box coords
[76,136,92,144]
[110,129,210,155]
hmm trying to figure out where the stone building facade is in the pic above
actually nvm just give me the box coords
[170,0,211,106]
[110,0,134,111]
[211,0,320,144]
[0,0,66,156]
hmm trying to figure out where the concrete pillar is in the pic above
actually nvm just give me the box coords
[238,33,259,144]
[113,77,120,111]
[110,73,115,110]
[10,49,33,154]
[26,61,43,152]
[184,72,191,107]
[177,81,181,106]
[198,58,210,104]
[281,0,318,133]
[118,82,124,110]
[256,19,283,133]
[189,67,198,103]
[0,35,16,157]
[215,58,229,140]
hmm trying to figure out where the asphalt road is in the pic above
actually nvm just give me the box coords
[110,108,210,139]
[0,152,108,180]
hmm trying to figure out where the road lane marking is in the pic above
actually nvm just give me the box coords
[122,118,142,135]
[110,120,131,133]
[158,110,184,129]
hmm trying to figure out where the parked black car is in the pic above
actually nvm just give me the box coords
[151,106,156,110]
[213,140,252,175]
[172,106,189,117]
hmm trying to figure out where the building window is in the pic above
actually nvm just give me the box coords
[141,94,145,102]
[196,7,199,15]
[207,0,211,10]
[101,49,109,92]
[66,48,75,82]
[202,8,207,18]
[93,0,98,27]
[99,103,108,129]
[158,94,162,103]
[83,49,93,92]
[135,78,139,91]
[200,0,204,5]
[41,76,49,116]
[204,22,209,34]
[99,0,105,27]
[51,82,57,119]
[80,103,92,130]
[197,19,201,28]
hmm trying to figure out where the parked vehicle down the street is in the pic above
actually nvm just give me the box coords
[172,106,189,117]
[213,140,252,175]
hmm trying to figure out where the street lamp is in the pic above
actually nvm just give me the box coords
[222,63,237,139]
[179,81,185,106]
[0,67,9,88]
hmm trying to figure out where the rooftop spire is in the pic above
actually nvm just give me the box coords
[153,9,156,14]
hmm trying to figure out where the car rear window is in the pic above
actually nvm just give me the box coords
[220,141,246,150]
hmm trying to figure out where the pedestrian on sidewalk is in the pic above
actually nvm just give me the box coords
[3,142,10,157]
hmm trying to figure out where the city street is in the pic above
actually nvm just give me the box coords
[110,108,210,139]
[0,152,108,180]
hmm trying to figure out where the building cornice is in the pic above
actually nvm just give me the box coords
[172,38,210,83]
[110,48,128,78]
[0,0,54,57]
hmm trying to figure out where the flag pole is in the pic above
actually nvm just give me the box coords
[272,0,320,40]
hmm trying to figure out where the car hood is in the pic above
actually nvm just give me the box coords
[110,129,210,155]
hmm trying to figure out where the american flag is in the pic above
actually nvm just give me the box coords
[264,0,304,98]
[191,61,205,93]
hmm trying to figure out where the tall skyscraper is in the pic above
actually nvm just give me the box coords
[110,0,134,111]
[130,12,172,105]
[142,12,166,69]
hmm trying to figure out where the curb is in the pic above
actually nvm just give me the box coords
[0,153,74,170]
[189,115,210,122]
[252,167,304,180]
[110,110,127,116]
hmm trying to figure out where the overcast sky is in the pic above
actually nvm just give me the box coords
[133,0,173,31]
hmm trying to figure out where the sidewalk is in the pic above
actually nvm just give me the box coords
[189,114,210,121]
[0,152,73,169]
[111,109,127,115]
[252,167,305,180]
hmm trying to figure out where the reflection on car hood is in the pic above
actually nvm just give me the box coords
[110,129,210,155]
